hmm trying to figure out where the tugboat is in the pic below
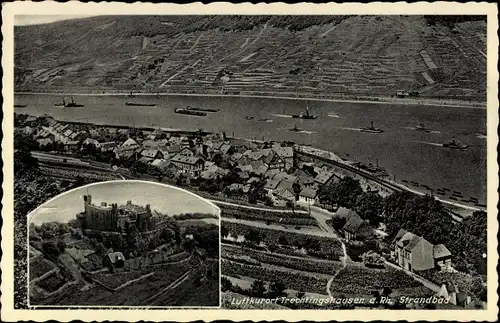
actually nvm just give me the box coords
[360,121,384,133]
[289,124,302,132]
[442,138,468,150]
[415,123,431,133]
[54,97,84,108]
[292,107,317,120]
[125,102,157,107]
[175,108,207,116]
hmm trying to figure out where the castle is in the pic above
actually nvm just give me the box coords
[77,195,162,232]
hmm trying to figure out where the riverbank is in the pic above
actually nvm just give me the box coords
[14,90,486,110]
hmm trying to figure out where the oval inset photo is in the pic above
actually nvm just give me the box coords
[28,180,220,308]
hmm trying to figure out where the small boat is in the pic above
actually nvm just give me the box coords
[125,102,157,107]
[244,116,255,120]
[54,97,84,108]
[360,121,384,133]
[289,124,302,132]
[187,106,219,113]
[175,108,206,116]
[258,118,273,123]
[443,138,468,150]
[14,104,27,108]
[415,123,431,132]
[292,107,317,120]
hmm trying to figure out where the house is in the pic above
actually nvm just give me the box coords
[436,282,472,307]
[155,159,178,174]
[262,152,286,171]
[264,178,281,194]
[272,146,294,170]
[148,128,165,140]
[83,138,100,147]
[314,170,337,185]
[177,147,195,157]
[171,155,204,177]
[64,141,80,151]
[393,229,452,272]
[226,183,251,194]
[298,187,318,205]
[273,181,296,201]
[273,172,297,184]
[103,251,125,271]
[141,149,164,160]
[121,138,139,149]
[99,142,117,152]
[341,211,373,241]
[37,137,54,147]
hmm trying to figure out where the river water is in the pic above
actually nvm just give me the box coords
[29,180,221,225]
[15,94,487,204]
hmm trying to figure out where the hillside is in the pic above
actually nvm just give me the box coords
[14,15,487,99]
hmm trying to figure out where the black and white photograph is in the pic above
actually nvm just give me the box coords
[28,181,220,307]
[2,2,498,322]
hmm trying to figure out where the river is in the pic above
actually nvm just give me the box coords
[15,93,487,204]
[29,180,221,225]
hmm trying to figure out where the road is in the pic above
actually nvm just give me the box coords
[222,216,334,238]
[213,200,307,214]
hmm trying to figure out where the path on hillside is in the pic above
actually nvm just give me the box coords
[213,200,307,214]
[219,20,269,62]
[189,32,204,52]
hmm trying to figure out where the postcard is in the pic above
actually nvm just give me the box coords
[1,1,498,321]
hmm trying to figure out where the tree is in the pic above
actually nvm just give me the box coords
[318,176,362,209]
[278,235,288,246]
[244,229,262,245]
[221,276,233,292]
[14,149,39,177]
[57,240,66,253]
[355,192,384,226]
[250,279,266,297]
[42,241,60,260]
[267,281,287,298]
[296,291,306,299]
[221,225,229,239]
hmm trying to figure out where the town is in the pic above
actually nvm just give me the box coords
[15,112,487,309]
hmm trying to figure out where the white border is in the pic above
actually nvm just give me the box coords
[2,2,499,322]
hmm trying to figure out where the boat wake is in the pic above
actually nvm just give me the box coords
[271,113,293,118]
[328,113,341,118]
[414,140,443,147]
[335,127,362,132]
[476,134,487,139]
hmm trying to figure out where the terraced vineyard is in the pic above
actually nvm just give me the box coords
[222,221,344,260]
[15,15,486,99]
[222,244,344,275]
